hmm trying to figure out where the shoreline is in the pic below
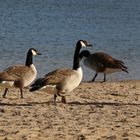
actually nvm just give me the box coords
[0,80,140,140]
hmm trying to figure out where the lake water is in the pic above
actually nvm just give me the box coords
[0,0,140,81]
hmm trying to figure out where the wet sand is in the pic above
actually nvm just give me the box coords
[0,80,140,140]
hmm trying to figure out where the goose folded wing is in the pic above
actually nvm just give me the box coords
[31,68,74,89]
[43,68,74,85]
[91,53,123,69]
[0,72,19,81]
[0,65,31,81]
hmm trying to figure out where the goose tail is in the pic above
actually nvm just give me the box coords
[115,60,128,73]
[29,86,42,92]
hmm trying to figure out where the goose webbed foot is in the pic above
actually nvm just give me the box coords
[91,73,98,82]
[103,73,106,82]
[48,94,58,105]
[61,96,66,104]
[53,93,67,105]
[91,78,95,82]
[57,93,67,104]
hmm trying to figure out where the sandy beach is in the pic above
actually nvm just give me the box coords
[0,80,139,140]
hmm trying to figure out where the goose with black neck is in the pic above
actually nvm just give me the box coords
[30,40,92,104]
[79,50,128,82]
[0,48,41,98]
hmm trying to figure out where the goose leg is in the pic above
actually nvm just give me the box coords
[103,73,106,82]
[54,93,57,105]
[57,93,66,104]
[53,93,66,104]
[61,96,66,104]
[91,73,98,82]
[20,88,23,98]
[3,88,8,98]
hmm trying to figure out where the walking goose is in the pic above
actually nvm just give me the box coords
[30,40,92,104]
[79,50,128,82]
[0,48,41,98]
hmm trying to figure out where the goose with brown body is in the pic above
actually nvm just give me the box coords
[79,50,128,82]
[0,48,41,98]
[30,40,92,104]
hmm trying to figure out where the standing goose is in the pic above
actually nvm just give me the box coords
[0,48,41,98]
[79,50,128,82]
[30,40,92,104]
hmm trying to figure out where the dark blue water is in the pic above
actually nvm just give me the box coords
[0,0,140,81]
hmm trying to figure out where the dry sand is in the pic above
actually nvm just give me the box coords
[0,80,140,140]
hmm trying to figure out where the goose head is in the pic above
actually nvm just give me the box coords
[73,40,92,70]
[79,50,91,59]
[25,48,41,66]
[29,48,42,56]
[77,40,93,48]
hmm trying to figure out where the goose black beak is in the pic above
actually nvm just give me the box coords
[87,44,93,47]
[37,52,42,55]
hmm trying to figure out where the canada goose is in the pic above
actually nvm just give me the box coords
[79,50,128,82]
[0,48,41,98]
[30,40,92,104]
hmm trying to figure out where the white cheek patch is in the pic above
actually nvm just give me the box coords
[31,50,37,55]
[80,41,86,47]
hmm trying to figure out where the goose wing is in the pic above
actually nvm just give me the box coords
[30,68,73,91]
[0,65,31,81]
[90,52,128,71]
[44,68,73,85]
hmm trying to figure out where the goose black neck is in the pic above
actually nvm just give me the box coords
[73,43,81,70]
[25,51,33,66]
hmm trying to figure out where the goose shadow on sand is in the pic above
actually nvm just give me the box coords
[0,101,139,107]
